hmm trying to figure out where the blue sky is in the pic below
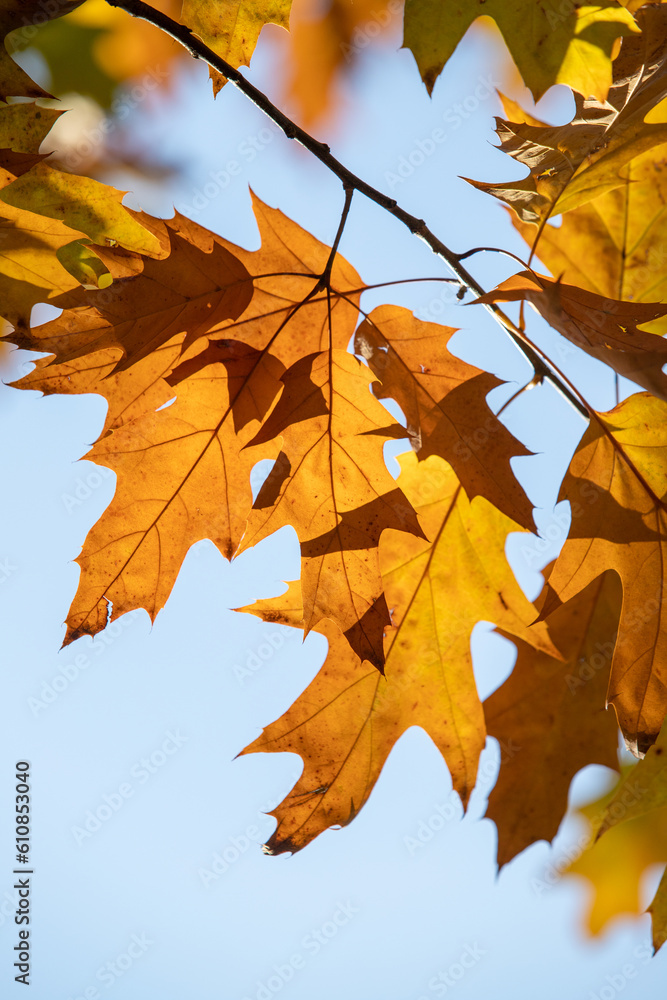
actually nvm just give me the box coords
[1,10,666,1000]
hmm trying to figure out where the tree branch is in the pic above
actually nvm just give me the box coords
[105,0,588,419]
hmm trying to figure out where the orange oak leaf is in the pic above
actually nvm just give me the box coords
[12,334,188,438]
[485,572,622,868]
[62,342,283,645]
[542,393,667,756]
[354,304,535,530]
[14,193,364,431]
[196,192,363,372]
[467,5,667,227]
[12,196,371,649]
[239,350,426,668]
[11,211,252,373]
[476,271,667,401]
[239,452,559,853]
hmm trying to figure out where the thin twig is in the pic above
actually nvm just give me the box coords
[105,0,588,419]
[317,186,353,289]
[456,246,530,270]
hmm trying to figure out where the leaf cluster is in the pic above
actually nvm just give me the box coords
[4,0,667,953]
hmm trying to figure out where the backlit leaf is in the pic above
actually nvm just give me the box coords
[240,350,426,669]
[354,304,535,530]
[240,452,558,853]
[485,572,622,868]
[476,271,667,400]
[403,0,637,101]
[467,6,667,227]
[543,393,667,756]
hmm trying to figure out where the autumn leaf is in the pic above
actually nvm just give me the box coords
[0,101,61,154]
[403,0,637,101]
[0,98,59,179]
[240,452,558,854]
[10,211,252,370]
[56,241,114,290]
[13,333,186,438]
[0,0,81,99]
[0,102,88,328]
[0,164,162,256]
[0,202,85,333]
[61,340,284,645]
[3,0,667,952]
[181,0,292,94]
[467,5,667,229]
[542,393,667,757]
[563,770,667,949]
[0,100,162,332]
[239,349,426,669]
[199,192,364,371]
[595,718,667,839]
[15,195,375,650]
[511,148,667,335]
[476,271,667,401]
[649,869,667,953]
[484,572,622,868]
[286,0,398,124]
[354,304,535,530]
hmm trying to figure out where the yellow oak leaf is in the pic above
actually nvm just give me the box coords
[467,6,667,227]
[403,0,637,101]
[564,771,667,949]
[181,0,292,94]
[239,452,558,853]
